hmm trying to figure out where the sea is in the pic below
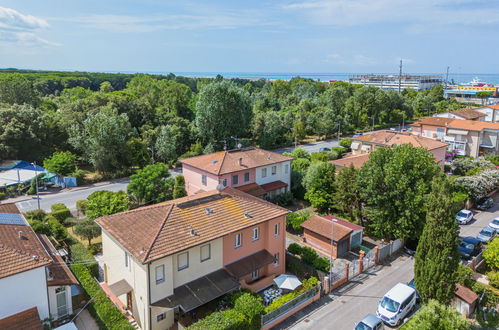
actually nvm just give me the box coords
[158,72,499,85]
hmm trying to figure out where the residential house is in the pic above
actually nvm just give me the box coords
[180,147,293,200]
[301,215,364,259]
[96,187,289,330]
[0,203,78,328]
[474,104,499,123]
[411,117,499,157]
[433,108,485,121]
[330,130,448,169]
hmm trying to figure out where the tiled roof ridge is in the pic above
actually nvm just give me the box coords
[143,204,174,262]
[216,151,228,175]
[96,200,175,223]
[0,245,52,264]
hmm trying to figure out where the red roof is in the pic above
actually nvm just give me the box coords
[0,307,43,330]
[323,215,364,231]
[260,180,288,192]
[301,215,355,241]
[455,284,478,304]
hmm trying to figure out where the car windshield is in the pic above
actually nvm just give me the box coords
[355,322,372,330]
[457,211,468,217]
[380,297,400,313]
[492,219,499,226]
[460,242,474,250]
[480,230,492,237]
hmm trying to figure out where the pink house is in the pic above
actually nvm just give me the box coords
[180,147,293,199]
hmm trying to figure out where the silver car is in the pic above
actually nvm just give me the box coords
[456,210,473,225]
[355,314,384,330]
[476,227,496,243]
[488,218,499,232]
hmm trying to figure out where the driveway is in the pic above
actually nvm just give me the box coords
[278,255,415,330]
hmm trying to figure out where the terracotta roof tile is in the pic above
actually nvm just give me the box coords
[38,234,78,286]
[330,153,370,169]
[97,187,289,263]
[449,108,486,120]
[260,180,288,192]
[488,104,499,110]
[180,147,293,175]
[413,117,499,131]
[236,183,266,197]
[301,215,353,241]
[352,131,448,150]
[323,215,364,231]
[0,202,21,214]
[455,284,478,304]
[0,307,43,330]
[411,117,456,127]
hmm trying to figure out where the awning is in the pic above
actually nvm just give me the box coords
[350,142,360,150]
[480,144,496,149]
[225,250,275,278]
[151,269,239,312]
[236,183,266,197]
[361,145,371,151]
[447,129,468,135]
[109,279,133,296]
[260,180,288,192]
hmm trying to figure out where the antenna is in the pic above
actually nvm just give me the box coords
[445,66,450,88]
[230,136,240,149]
[398,59,403,93]
[219,140,227,151]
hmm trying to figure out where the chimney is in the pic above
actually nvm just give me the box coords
[18,231,26,240]
[205,207,213,215]
[189,225,196,236]
[238,157,243,166]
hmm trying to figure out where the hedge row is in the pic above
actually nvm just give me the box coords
[287,243,330,272]
[70,263,134,330]
[70,242,99,278]
[51,203,72,223]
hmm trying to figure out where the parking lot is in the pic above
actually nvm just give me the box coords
[459,195,499,238]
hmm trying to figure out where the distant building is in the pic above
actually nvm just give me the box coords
[349,74,443,91]
[433,108,486,121]
[444,85,499,105]
[473,104,499,123]
[180,147,292,200]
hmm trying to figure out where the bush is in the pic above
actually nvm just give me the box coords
[76,200,87,215]
[312,256,330,272]
[455,264,474,288]
[0,192,5,200]
[332,146,347,156]
[401,299,470,330]
[287,244,329,272]
[325,150,340,161]
[300,246,319,265]
[264,276,319,313]
[24,209,47,221]
[70,242,99,278]
[47,218,68,241]
[444,164,451,173]
[72,169,88,186]
[70,263,134,330]
[286,210,311,232]
[272,191,294,207]
[233,293,265,329]
[339,138,352,149]
[488,271,499,289]
[43,151,77,176]
[88,243,103,255]
[310,152,329,163]
[188,309,246,330]
[50,203,72,223]
[484,237,499,270]
[287,243,303,255]
[29,220,52,235]
[485,154,499,166]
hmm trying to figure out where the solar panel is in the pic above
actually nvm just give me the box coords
[0,213,27,225]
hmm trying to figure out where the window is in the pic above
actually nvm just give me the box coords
[274,223,280,237]
[157,312,166,322]
[252,227,259,241]
[232,175,239,185]
[262,168,267,178]
[155,265,165,284]
[274,253,279,266]
[244,172,250,182]
[271,166,277,175]
[200,244,211,262]
[251,269,259,280]
[222,178,227,187]
[178,252,189,271]
[201,174,207,186]
[284,164,289,174]
[235,233,242,248]
[125,252,131,270]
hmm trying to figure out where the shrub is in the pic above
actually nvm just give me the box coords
[302,276,319,289]
[187,309,246,330]
[300,246,319,265]
[401,299,470,330]
[310,152,329,163]
[484,237,499,270]
[72,169,87,186]
[24,209,47,221]
[272,191,294,207]
[76,200,87,215]
[264,276,319,313]
[339,138,352,149]
[325,150,340,160]
[88,243,103,255]
[43,151,77,176]
[286,210,311,232]
[488,271,499,289]
[312,256,330,272]
[444,164,451,173]
[29,220,52,236]
[455,264,474,288]
[70,242,99,278]
[70,263,134,330]
[485,155,499,166]
[47,218,68,241]
[233,293,265,329]
[50,203,72,223]
[287,243,303,255]
[332,146,347,156]
[0,192,5,200]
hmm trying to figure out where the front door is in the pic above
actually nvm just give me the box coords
[127,291,133,311]
[56,287,68,318]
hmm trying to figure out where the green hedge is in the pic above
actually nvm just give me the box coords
[70,263,134,330]
[50,203,72,223]
[264,277,319,313]
[70,242,99,278]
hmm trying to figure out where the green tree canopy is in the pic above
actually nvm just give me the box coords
[43,151,77,176]
[359,144,439,240]
[0,73,40,106]
[483,237,499,270]
[303,161,336,212]
[85,190,129,220]
[334,164,362,222]
[401,299,470,330]
[415,175,460,304]
[74,219,101,246]
[173,175,187,199]
[127,163,174,205]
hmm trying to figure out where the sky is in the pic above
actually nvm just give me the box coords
[0,0,498,74]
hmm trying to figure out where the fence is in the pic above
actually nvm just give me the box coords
[363,249,376,270]
[468,251,485,271]
[378,239,404,263]
[261,284,320,327]
[349,260,360,280]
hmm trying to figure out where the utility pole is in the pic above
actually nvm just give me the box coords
[328,207,334,291]
[398,59,403,93]
[445,66,450,88]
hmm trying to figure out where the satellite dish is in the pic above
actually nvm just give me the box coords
[237,143,242,149]
[216,184,224,192]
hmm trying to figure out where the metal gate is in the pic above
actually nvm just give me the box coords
[363,249,375,270]
[351,232,362,248]
[378,244,390,262]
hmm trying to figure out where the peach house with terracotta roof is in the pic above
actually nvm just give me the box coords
[0,203,78,327]
[180,147,292,200]
[96,187,288,330]
[411,117,499,157]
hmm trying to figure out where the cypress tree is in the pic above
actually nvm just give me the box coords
[415,174,460,304]
[173,175,187,199]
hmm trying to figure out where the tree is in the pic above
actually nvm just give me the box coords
[334,165,362,222]
[155,125,180,163]
[339,138,352,149]
[68,108,132,172]
[173,175,187,199]
[85,190,129,220]
[402,300,470,330]
[415,175,460,304]
[43,151,77,176]
[124,137,150,168]
[127,163,174,205]
[483,237,499,270]
[359,145,439,240]
[303,161,336,212]
[74,219,101,246]
[251,111,292,149]
[0,73,40,106]
[195,81,252,147]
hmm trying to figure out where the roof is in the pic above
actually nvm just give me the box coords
[411,117,455,128]
[489,104,499,110]
[260,180,288,192]
[0,203,22,214]
[301,215,354,241]
[449,108,486,120]
[0,204,52,279]
[151,269,239,312]
[180,147,293,175]
[330,153,370,169]
[384,283,415,303]
[323,215,364,231]
[360,314,382,327]
[0,307,43,330]
[412,117,499,131]
[454,284,479,304]
[225,249,275,278]
[236,183,266,197]
[38,234,78,286]
[352,131,448,150]
[96,187,289,263]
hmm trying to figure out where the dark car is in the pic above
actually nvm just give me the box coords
[353,133,363,137]
[458,237,482,260]
[319,147,331,152]
[476,197,494,211]
[404,239,419,256]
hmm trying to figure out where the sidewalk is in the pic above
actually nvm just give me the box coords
[74,309,99,330]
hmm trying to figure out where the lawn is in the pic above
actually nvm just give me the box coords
[67,225,102,247]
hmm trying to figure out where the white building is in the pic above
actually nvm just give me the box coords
[0,203,79,328]
[473,104,499,123]
[349,74,443,91]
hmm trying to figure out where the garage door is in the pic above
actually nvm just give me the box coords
[337,239,348,257]
[351,232,361,248]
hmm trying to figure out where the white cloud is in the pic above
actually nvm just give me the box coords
[0,6,58,47]
[283,0,499,28]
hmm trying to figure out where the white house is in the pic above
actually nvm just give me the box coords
[433,108,485,121]
[474,104,499,122]
[0,203,78,328]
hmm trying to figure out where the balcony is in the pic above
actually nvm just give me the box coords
[242,273,276,292]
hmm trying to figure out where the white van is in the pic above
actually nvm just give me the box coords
[376,283,416,326]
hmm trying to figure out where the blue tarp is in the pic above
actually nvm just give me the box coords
[64,177,78,187]
[0,160,30,171]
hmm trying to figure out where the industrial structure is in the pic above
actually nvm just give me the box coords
[349,74,443,91]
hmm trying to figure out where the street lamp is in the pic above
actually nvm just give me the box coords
[31,162,41,210]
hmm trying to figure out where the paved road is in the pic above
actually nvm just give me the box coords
[273,138,341,154]
[281,256,415,330]
[459,198,499,238]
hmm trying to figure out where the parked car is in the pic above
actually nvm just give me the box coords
[354,314,384,330]
[476,227,496,243]
[456,210,473,225]
[404,239,419,256]
[458,237,482,260]
[353,133,363,137]
[319,147,331,152]
[475,197,494,211]
[376,283,417,326]
[488,217,499,232]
